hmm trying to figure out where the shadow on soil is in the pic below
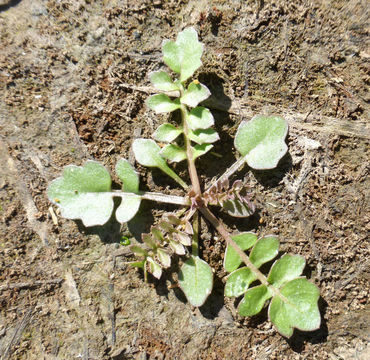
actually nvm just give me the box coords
[0,0,21,12]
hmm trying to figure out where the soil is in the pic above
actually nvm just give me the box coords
[0,0,369,359]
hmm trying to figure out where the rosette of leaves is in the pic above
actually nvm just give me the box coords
[224,233,321,337]
[47,27,321,336]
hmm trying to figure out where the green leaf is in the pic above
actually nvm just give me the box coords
[142,234,157,249]
[180,82,211,108]
[132,139,187,189]
[147,94,181,113]
[234,115,288,170]
[224,267,256,297]
[250,236,279,268]
[149,71,180,91]
[221,198,255,218]
[224,232,258,272]
[162,27,203,82]
[160,144,187,163]
[178,255,213,307]
[153,123,183,143]
[47,161,113,227]
[115,159,139,193]
[115,159,141,223]
[238,285,273,316]
[193,143,213,160]
[187,106,214,130]
[169,239,185,255]
[130,245,148,257]
[189,128,219,145]
[268,254,306,288]
[268,278,321,337]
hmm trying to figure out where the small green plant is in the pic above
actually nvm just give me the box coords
[47,27,320,337]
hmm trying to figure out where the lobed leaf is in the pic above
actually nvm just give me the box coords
[188,128,219,145]
[180,82,211,108]
[178,255,213,307]
[149,71,180,91]
[162,27,203,82]
[132,139,187,189]
[268,278,321,337]
[193,143,213,160]
[224,232,258,272]
[268,254,306,288]
[224,267,256,297]
[115,159,141,223]
[187,106,214,130]
[153,123,183,143]
[249,236,279,268]
[160,144,187,163]
[47,161,113,227]
[234,115,288,170]
[238,285,272,317]
[147,94,181,113]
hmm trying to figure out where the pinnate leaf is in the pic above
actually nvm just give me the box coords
[149,71,180,91]
[234,115,288,170]
[187,106,214,130]
[153,123,183,143]
[147,94,180,113]
[180,82,211,108]
[224,232,258,272]
[189,128,219,145]
[193,143,213,160]
[47,161,113,227]
[225,267,256,297]
[178,255,213,307]
[268,254,306,288]
[238,285,272,316]
[160,144,187,163]
[132,139,187,189]
[162,27,203,82]
[249,236,279,268]
[268,278,321,337]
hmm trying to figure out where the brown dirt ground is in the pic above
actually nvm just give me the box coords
[0,0,369,359]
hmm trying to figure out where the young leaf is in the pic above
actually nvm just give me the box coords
[180,82,211,108]
[224,267,257,297]
[162,27,203,82]
[142,234,157,250]
[157,248,171,268]
[147,94,181,113]
[188,128,219,145]
[149,71,180,91]
[132,139,187,189]
[268,278,321,337]
[187,106,214,131]
[147,257,162,279]
[221,198,255,218]
[224,232,258,272]
[47,161,113,227]
[249,236,279,268]
[267,254,306,288]
[178,255,213,307]
[130,245,148,257]
[169,239,185,255]
[115,159,141,223]
[234,115,288,170]
[153,123,183,143]
[238,285,273,317]
[193,143,213,160]
[160,144,187,163]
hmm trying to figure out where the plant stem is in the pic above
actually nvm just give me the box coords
[180,103,202,196]
[199,206,288,302]
[111,190,190,206]
[191,212,199,256]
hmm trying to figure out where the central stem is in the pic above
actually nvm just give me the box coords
[180,103,202,196]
